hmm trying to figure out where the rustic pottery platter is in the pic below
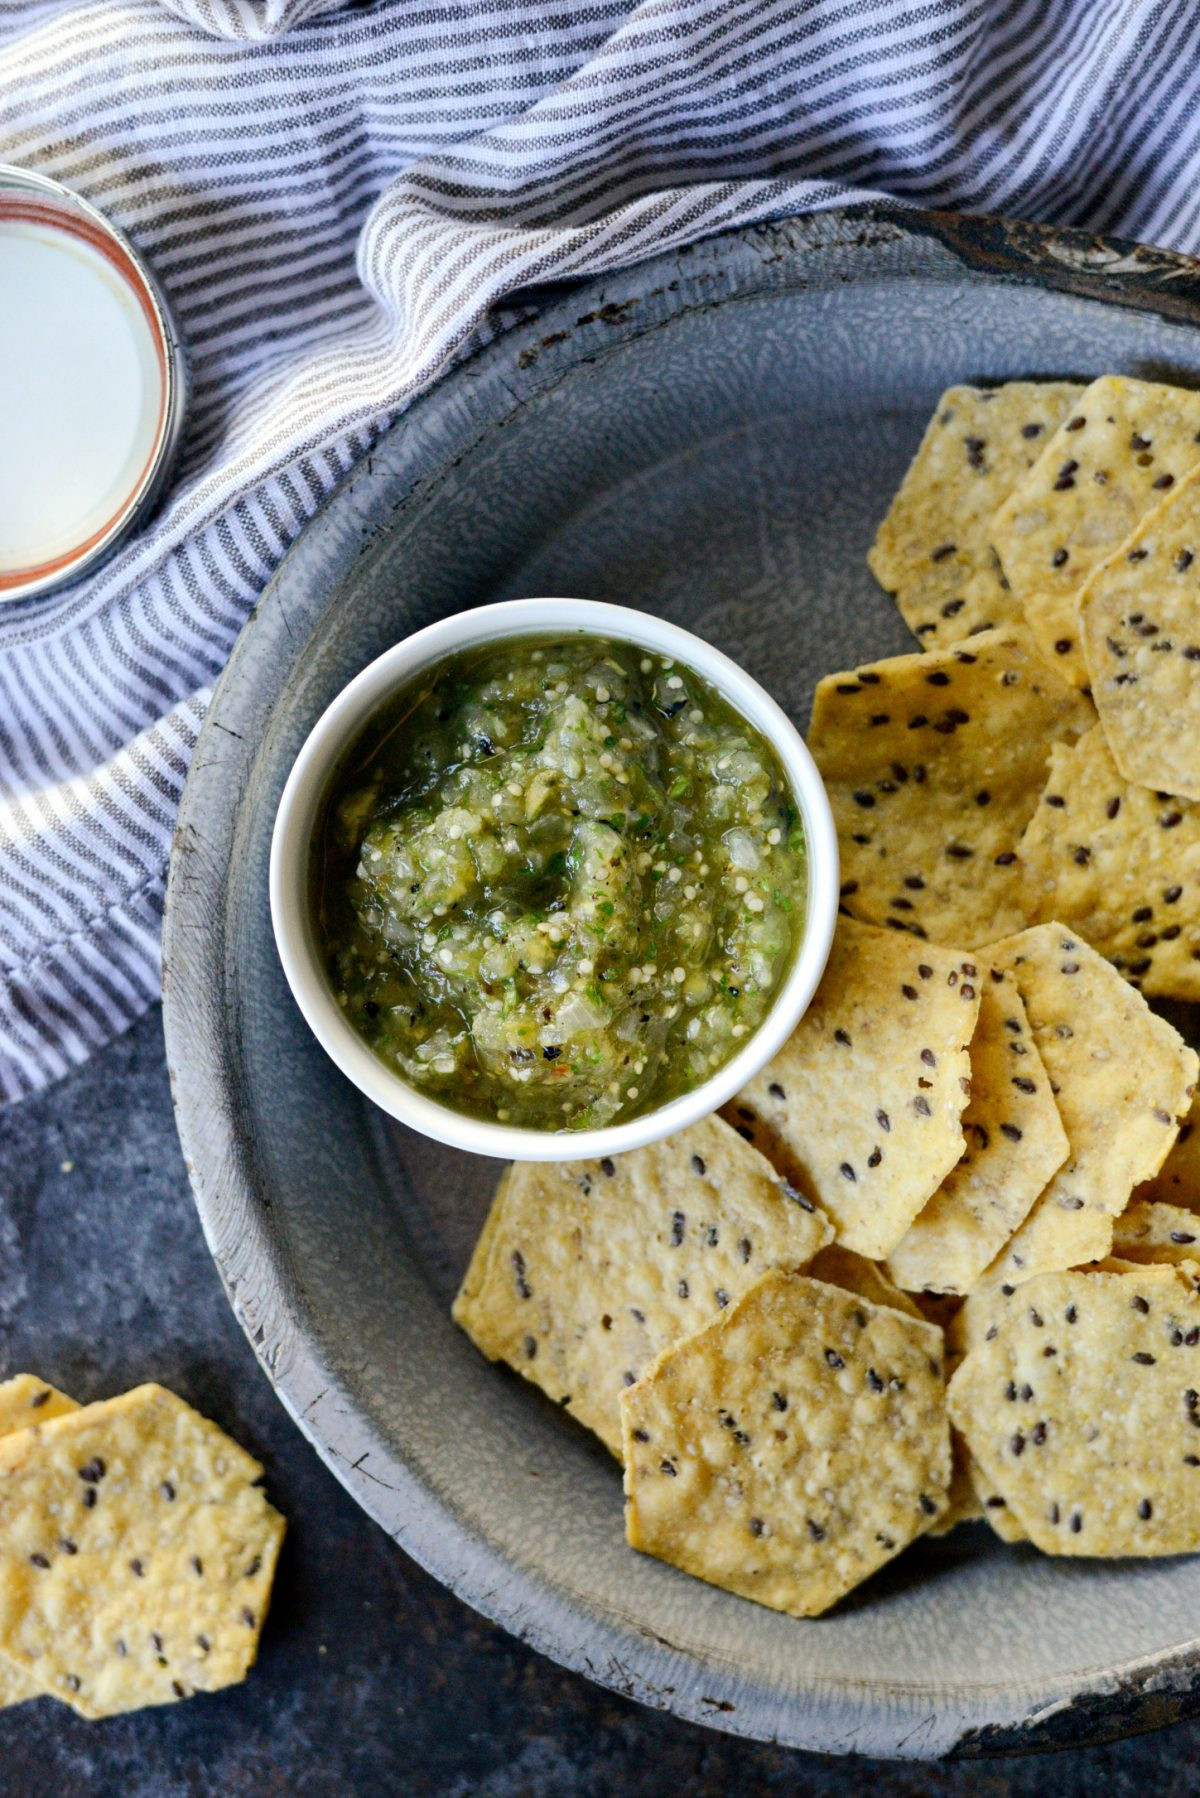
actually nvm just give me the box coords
[163,206,1200,1758]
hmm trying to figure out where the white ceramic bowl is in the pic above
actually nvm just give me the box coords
[270,597,838,1160]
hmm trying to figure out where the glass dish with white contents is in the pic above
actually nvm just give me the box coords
[0,164,186,601]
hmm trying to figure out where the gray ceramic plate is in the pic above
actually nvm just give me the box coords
[164,206,1200,1759]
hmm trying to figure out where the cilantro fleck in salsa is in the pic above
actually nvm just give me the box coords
[312,635,806,1130]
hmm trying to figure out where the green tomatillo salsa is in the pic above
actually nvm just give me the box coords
[312,634,807,1130]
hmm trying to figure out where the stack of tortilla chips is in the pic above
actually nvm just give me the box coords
[455,374,1200,1617]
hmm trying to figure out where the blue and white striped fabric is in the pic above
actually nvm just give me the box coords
[1,0,1199,1101]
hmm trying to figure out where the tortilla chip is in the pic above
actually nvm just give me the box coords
[0,1658,42,1711]
[990,376,1200,685]
[931,1473,984,1535]
[886,974,1070,1296]
[949,1266,1200,1553]
[1111,1257,1200,1296]
[808,629,1094,946]
[1136,1093,1200,1211]
[807,1244,923,1319]
[0,1379,79,1711]
[950,1280,1023,1359]
[726,920,979,1260]
[0,1385,285,1718]
[918,1300,990,1535]
[869,382,1083,648]
[0,1377,76,1437]
[978,924,1197,1282]
[1078,466,1200,799]
[950,1271,1079,1563]
[1111,1199,1200,1265]
[1019,724,1200,1000]
[927,1428,988,1536]
[620,1270,950,1616]
[971,1462,1028,1542]
[908,1290,964,1333]
[452,1115,832,1457]
[960,1256,1174,1550]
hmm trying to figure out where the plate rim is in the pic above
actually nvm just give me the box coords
[163,202,1200,1760]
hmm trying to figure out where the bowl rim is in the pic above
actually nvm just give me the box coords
[269,595,839,1161]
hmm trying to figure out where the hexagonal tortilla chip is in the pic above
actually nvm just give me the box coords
[0,1378,79,1712]
[452,1115,832,1457]
[0,1376,76,1437]
[964,1251,1200,1546]
[1136,1092,1200,1210]
[886,973,1069,1296]
[916,1304,990,1537]
[1111,1199,1200,1265]
[927,1431,988,1537]
[725,920,980,1260]
[950,1258,1186,1352]
[0,1385,285,1718]
[0,1659,40,1710]
[1078,464,1200,800]
[808,629,1094,946]
[955,1258,1198,1545]
[869,381,1082,649]
[970,1462,1027,1542]
[908,1288,964,1333]
[1018,724,1200,1000]
[990,375,1200,685]
[949,1280,1022,1360]
[807,1243,923,1320]
[949,1267,1200,1554]
[976,924,1196,1284]
[620,1271,951,1617]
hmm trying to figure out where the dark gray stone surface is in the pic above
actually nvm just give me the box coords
[0,1007,1196,1795]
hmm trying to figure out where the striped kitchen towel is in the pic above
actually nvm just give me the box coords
[1,0,1198,1101]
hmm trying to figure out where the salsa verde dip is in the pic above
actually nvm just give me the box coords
[312,634,806,1130]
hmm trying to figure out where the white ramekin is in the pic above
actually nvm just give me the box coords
[270,598,838,1161]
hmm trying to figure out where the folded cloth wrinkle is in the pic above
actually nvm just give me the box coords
[1,0,1199,1100]
[159,0,377,41]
